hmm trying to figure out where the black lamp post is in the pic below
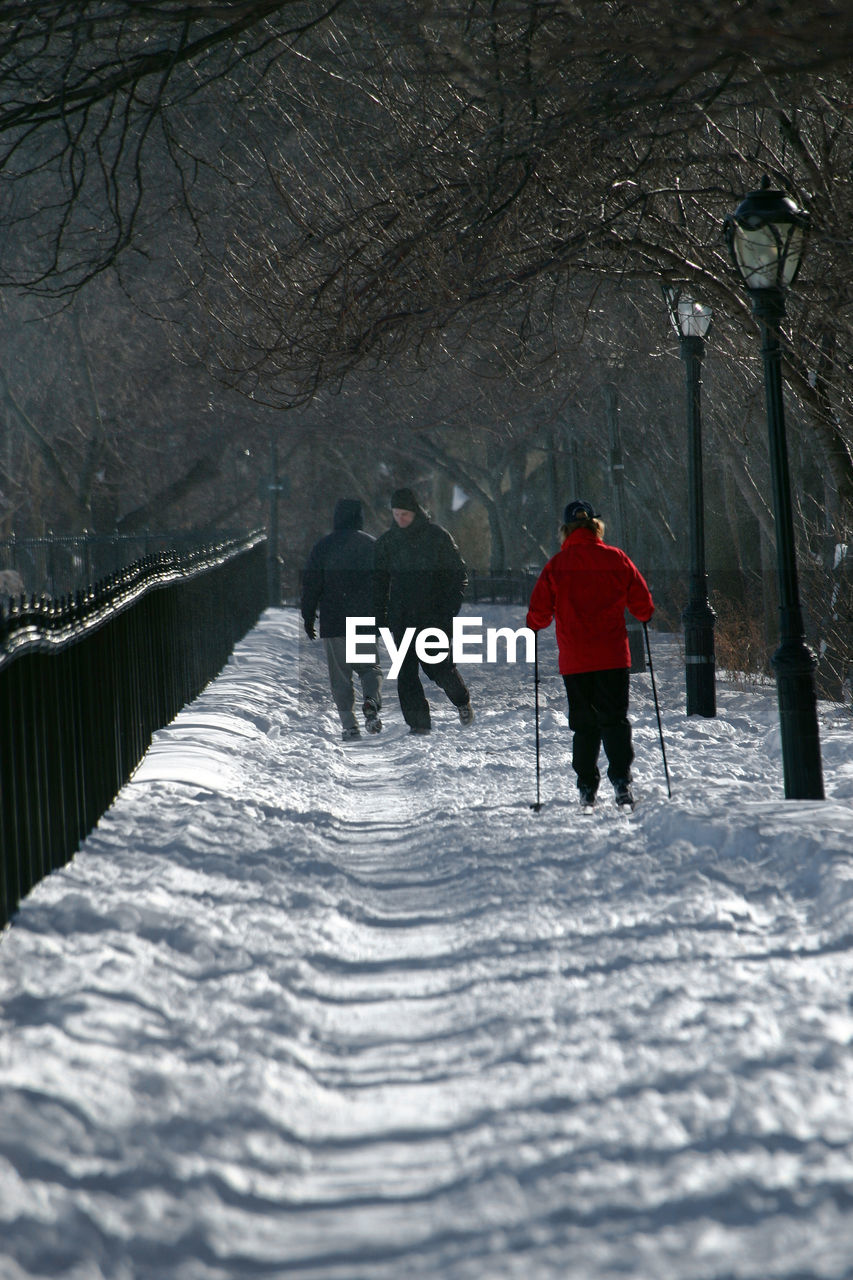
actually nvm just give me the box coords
[724,176,824,799]
[662,285,716,717]
[603,383,646,672]
[267,432,283,607]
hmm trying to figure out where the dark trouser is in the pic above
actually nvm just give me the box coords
[562,668,633,792]
[324,636,383,731]
[394,631,469,730]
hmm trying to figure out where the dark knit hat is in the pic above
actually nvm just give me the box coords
[390,487,419,512]
[563,499,598,523]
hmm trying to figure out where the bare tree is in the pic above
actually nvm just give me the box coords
[3,1,852,688]
[0,1,347,290]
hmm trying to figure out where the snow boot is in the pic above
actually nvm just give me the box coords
[363,698,382,734]
[578,784,597,810]
[613,778,634,810]
[458,701,474,726]
[341,725,361,741]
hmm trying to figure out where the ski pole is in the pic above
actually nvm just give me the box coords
[643,621,672,799]
[531,630,542,811]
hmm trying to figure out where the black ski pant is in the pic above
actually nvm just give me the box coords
[394,630,469,731]
[562,667,633,793]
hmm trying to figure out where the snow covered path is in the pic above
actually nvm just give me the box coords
[2,606,853,1279]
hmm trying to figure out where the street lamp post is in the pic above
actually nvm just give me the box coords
[724,176,824,799]
[603,383,646,673]
[267,433,282,607]
[662,285,716,717]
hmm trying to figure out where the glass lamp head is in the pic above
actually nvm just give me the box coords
[662,284,713,339]
[724,176,809,292]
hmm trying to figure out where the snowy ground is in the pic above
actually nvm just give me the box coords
[1,604,853,1280]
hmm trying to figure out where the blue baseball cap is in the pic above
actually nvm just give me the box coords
[563,500,598,523]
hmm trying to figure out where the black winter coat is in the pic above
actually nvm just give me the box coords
[373,510,467,634]
[301,499,376,639]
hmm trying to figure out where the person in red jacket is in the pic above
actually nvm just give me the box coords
[526,500,654,810]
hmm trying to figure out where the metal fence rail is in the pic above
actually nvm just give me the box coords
[0,530,246,600]
[0,533,268,928]
[467,570,538,605]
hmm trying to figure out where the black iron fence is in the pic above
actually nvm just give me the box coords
[0,532,268,928]
[468,569,538,605]
[292,568,538,610]
[0,530,247,600]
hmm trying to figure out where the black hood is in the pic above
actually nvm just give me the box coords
[333,499,363,531]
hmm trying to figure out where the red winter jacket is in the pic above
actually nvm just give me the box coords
[526,527,654,674]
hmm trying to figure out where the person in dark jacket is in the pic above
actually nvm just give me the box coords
[301,498,383,741]
[374,486,473,734]
[526,500,654,809]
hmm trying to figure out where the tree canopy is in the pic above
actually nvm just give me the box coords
[1,2,852,682]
